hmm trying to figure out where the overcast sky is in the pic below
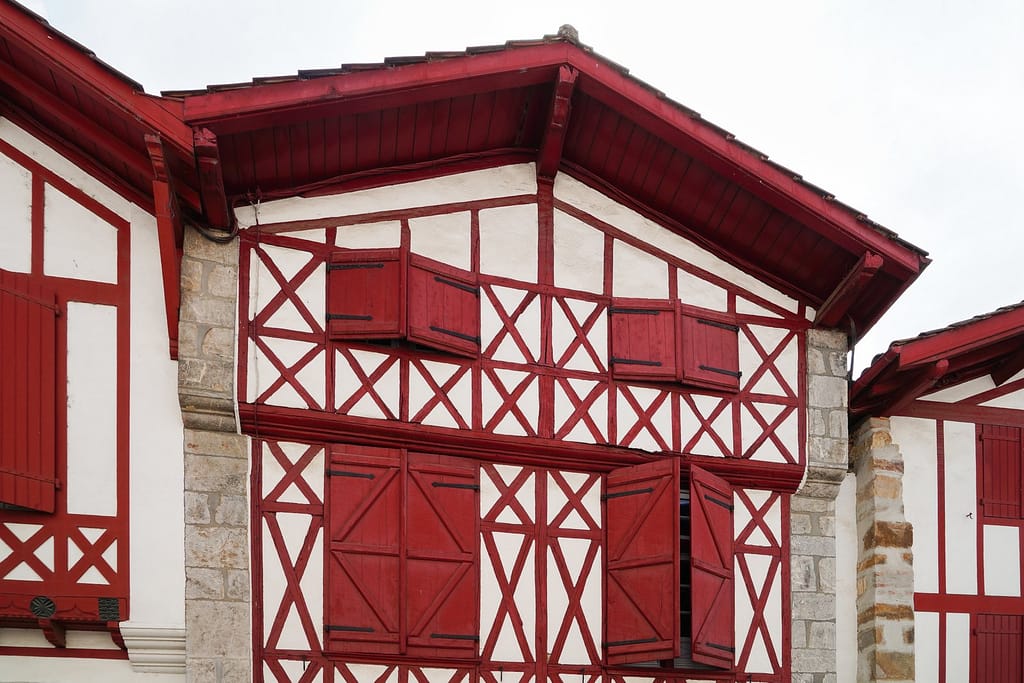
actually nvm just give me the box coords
[26,1,1024,373]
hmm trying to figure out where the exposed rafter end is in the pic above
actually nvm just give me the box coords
[39,618,66,648]
[536,64,578,180]
[885,359,949,416]
[193,128,233,230]
[146,133,183,361]
[815,251,884,328]
[991,346,1024,386]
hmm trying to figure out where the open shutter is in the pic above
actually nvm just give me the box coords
[406,256,480,357]
[975,614,1023,682]
[326,248,404,340]
[0,270,58,513]
[325,445,402,655]
[405,452,479,657]
[680,312,740,391]
[609,299,678,381]
[690,465,734,668]
[978,425,1022,520]
[605,457,679,664]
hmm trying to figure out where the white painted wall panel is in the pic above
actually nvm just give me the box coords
[915,612,939,683]
[891,416,939,594]
[0,655,183,683]
[835,473,857,683]
[944,421,978,595]
[922,376,994,403]
[677,269,727,311]
[980,386,1024,410]
[65,302,118,517]
[44,184,118,283]
[945,612,970,682]
[612,239,668,298]
[480,204,539,282]
[0,150,32,273]
[983,524,1021,596]
[409,211,471,270]
[553,209,605,294]
[335,220,401,248]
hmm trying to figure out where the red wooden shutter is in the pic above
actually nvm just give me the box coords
[405,452,479,657]
[609,299,678,381]
[680,312,740,391]
[0,270,58,513]
[975,614,1023,682]
[325,445,402,654]
[406,256,480,358]
[689,465,734,668]
[978,425,1023,520]
[605,457,679,664]
[326,248,404,340]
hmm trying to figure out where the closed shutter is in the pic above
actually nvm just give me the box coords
[690,465,734,668]
[326,249,404,340]
[604,457,679,664]
[406,256,480,358]
[609,300,678,381]
[979,425,1022,520]
[325,445,402,654]
[680,312,740,391]
[975,614,1023,682]
[405,453,479,657]
[0,270,58,513]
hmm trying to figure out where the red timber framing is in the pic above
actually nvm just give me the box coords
[0,137,131,652]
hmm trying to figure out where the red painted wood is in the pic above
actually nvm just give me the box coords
[407,256,480,358]
[537,66,578,179]
[609,299,678,381]
[194,128,233,230]
[690,465,734,669]
[975,614,1023,683]
[978,425,1023,520]
[327,248,405,340]
[680,312,740,391]
[605,457,679,664]
[0,269,58,512]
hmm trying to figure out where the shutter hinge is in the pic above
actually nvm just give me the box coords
[327,314,373,321]
[611,357,663,367]
[601,487,654,501]
[432,481,480,491]
[609,307,661,315]
[430,633,479,641]
[602,637,658,647]
[429,326,481,345]
[704,642,736,653]
[325,625,375,632]
[699,364,741,379]
[327,470,375,479]
[697,318,739,332]
[433,275,479,297]
[704,493,734,511]
[328,262,385,271]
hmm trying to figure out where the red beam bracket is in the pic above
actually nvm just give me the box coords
[193,128,233,230]
[814,251,884,328]
[885,359,950,416]
[145,133,183,360]
[39,618,66,648]
[537,64,578,180]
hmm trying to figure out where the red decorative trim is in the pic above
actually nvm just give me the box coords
[899,400,1024,428]
[537,66,577,180]
[814,251,883,328]
[0,645,128,659]
[194,128,232,229]
[915,593,1024,614]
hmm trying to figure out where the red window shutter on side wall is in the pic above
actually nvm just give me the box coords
[975,614,1023,682]
[325,445,402,655]
[978,425,1023,520]
[680,313,741,391]
[406,256,480,358]
[405,453,479,657]
[609,300,678,381]
[326,249,404,340]
[0,270,58,513]
[605,457,680,664]
[690,465,735,668]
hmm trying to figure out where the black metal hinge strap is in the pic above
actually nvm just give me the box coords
[705,642,736,653]
[699,364,741,378]
[609,308,662,315]
[432,482,480,490]
[328,262,385,271]
[601,487,654,501]
[611,358,663,367]
[325,625,375,632]
[430,633,480,641]
[602,637,658,647]
[429,326,481,344]
[698,318,739,332]
[327,314,373,321]
[704,494,734,511]
[327,470,375,479]
[434,276,480,297]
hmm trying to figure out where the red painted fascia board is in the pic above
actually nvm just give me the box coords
[0,1,192,155]
[896,307,1024,369]
[850,347,900,410]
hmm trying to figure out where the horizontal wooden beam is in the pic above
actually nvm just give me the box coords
[815,251,883,328]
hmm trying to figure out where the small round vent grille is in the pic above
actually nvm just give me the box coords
[30,595,56,618]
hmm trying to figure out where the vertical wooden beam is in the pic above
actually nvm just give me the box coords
[536,65,578,180]
[194,128,233,230]
[145,134,183,360]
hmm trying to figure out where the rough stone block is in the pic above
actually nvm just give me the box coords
[214,495,249,526]
[792,555,816,591]
[186,526,249,569]
[828,410,848,440]
[184,227,239,265]
[875,651,914,680]
[185,454,247,494]
[206,263,238,299]
[201,326,235,360]
[185,430,248,459]
[226,569,250,601]
[791,513,812,535]
[792,593,836,620]
[181,258,204,294]
[793,647,835,674]
[185,491,211,524]
[808,374,846,409]
[809,621,836,649]
[179,358,235,394]
[818,556,836,591]
[807,347,826,374]
[827,350,848,377]
[792,534,835,558]
[186,600,250,657]
[185,567,224,600]
[863,521,913,550]
[181,296,236,328]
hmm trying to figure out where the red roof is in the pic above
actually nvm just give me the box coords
[851,301,1024,417]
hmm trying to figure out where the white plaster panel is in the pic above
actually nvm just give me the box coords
[0,150,32,272]
[409,360,472,428]
[616,386,671,452]
[681,395,732,457]
[677,269,727,312]
[66,302,118,517]
[409,211,471,270]
[943,421,978,595]
[554,173,800,313]
[922,375,994,403]
[128,205,185,626]
[554,379,607,445]
[482,286,541,364]
[735,297,781,318]
[481,531,535,661]
[983,524,1021,596]
[335,220,402,248]
[980,386,1024,410]
[547,537,599,664]
[835,473,858,683]
[890,416,938,593]
[287,262,326,334]
[913,611,939,683]
[553,209,605,294]
[0,118,131,220]
[0,654,184,683]
[742,326,797,397]
[283,227,327,245]
[742,553,774,672]
[480,204,539,282]
[257,338,319,409]
[945,613,970,683]
[551,297,606,373]
[236,164,537,226]
[44,184,118,283]
[612,240,668,298]
[483,369,538,436]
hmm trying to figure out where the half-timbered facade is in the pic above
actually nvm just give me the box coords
[848,304,1024,682]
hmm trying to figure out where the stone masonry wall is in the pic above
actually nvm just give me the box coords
[850,418,915,682]
[178,226,250,683]
[791,328,849,683]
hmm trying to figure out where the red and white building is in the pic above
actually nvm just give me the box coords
[0,4,946,682]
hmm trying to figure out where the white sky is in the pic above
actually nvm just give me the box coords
[27,1,1024,373]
